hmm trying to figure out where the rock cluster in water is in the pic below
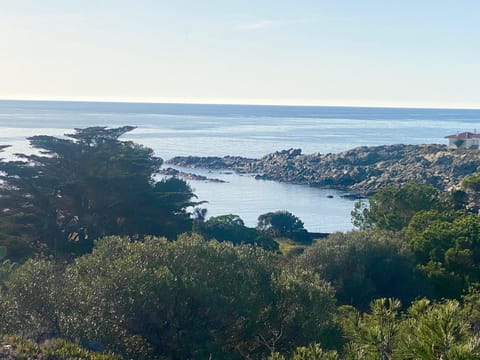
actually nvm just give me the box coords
[167,144,480,196]
[160,167,226,183]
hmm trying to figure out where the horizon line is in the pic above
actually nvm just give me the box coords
[1,96,480,111]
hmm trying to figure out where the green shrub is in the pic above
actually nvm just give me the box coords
[0,335,122,359]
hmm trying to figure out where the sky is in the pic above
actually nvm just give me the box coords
[1,0,479,108]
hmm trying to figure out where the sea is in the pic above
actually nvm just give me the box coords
[1,100,480,232]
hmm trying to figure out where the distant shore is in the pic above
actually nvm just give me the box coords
[168,144,480,196]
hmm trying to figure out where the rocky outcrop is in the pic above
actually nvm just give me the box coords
[167,144,480,196]
[160,167,226,183]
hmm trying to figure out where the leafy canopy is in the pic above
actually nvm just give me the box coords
[257,211,308,242]
[0,235,339,359]
[0,127,197,259]
[352,182,447,231]
[406,210,480,299]
[199,214,278,250]
[297,230,424,309]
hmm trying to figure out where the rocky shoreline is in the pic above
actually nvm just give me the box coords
[159,167,226,183]
[167,144,480,196]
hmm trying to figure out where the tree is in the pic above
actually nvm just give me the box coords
[406,210,480,299]
[200,214,278,250]
[340,298,401,360]
[454,138,465,148]
[0,127,197,259]
[397,299,480,359]
[339,297,480,360]
[297,231,424,309]
[257,211,307,241]
[352,182,446,231]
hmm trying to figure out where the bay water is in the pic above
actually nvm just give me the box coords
[1,100,479,232]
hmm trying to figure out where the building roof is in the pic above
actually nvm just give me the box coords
[445,132,480,139]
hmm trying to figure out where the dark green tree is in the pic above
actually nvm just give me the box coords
[296,231,424,309]
[454,138,465,148]
[406,210,480,299]
[352,182,447,231]
[0,127,197,259]
[257,211,308,242]
[201,214,278,250]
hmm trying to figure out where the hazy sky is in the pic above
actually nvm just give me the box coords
[1,1,479,107]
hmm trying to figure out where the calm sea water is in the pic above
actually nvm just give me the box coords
[1,100,480,232]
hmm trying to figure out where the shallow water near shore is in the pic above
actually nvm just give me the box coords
[1,100,480,232]
[164,165,356,232]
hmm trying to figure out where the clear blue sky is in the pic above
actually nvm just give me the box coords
[1,0,479,107]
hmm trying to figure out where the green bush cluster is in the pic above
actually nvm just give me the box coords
[0,335,121,359]
[0,235,339,359]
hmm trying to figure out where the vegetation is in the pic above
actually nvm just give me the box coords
[351,182,447,231]
[454,138,465,148]
[0,336,122,359]
[406,210,480,298]
[297,231,426,309]
[0,127,196,260]
[3,129,480,359]
[258,210,310,243]
[198,214,278,250]
[462,173,480,209]
[0,235,339,359]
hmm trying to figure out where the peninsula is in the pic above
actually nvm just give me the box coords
[168,144,480,196]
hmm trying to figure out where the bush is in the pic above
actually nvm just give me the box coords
[0,235,339,359]
[296,230,425,309]
[0,335,122,359]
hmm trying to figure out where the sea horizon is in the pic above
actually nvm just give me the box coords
[1,98,480,111]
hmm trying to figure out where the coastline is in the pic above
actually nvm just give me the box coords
[167,144,480,196]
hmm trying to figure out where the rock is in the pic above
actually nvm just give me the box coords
[159,167,226,183]
[167,144,480,196]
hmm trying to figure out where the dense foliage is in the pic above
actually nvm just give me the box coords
[0,235,339,359]
[199,214,278,250]
[297,230,426,309]
[406,210,480,298]
[338,296,480,359]
[352,182,448,231]
[0,336,121,359]
[258,211,310,243]
[0,127,196,260]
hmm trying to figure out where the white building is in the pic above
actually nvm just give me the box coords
[445,131,480,149]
